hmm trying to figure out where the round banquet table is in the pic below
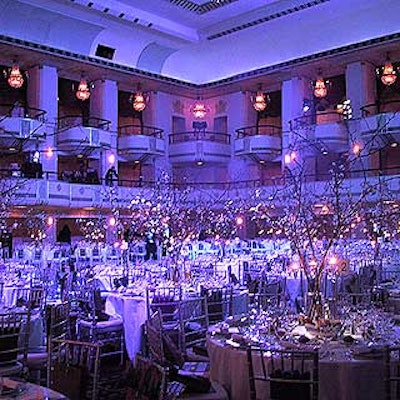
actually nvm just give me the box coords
[0,377,68,399]
[206,335,385,400]
[105,292,147,360]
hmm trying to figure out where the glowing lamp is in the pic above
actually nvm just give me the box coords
[352,143,361,155]
[76,78,90,101]
[284,151,297,164]
[108,216,117,227]
[309,259,317,268]
[321,205,330,215]
[46,216,54,226]
[313,77,328,98]
[45,147,54,159]
[236,216,244,226]
[380,58,397,86]
[7,64,24,89]
[192,100,207,119]
[107,153,116,165]
[252,92,267,112]
[132,92,147,112]
[329,256,337,265]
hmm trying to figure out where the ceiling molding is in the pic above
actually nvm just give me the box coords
[1,32,400,90]
[207,0,330,40]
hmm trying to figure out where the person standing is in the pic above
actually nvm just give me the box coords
[105,166,118,186]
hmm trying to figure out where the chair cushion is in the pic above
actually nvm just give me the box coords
[79,317,122,329]
[96,318,123,329]
[26,352,48,367]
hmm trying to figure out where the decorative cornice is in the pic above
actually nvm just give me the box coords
[0,35,197,88]
[1,32,400,89]
[202,32,400,87]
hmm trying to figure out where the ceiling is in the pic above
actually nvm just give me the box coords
[0,0,400,94]
[116,0,277,33]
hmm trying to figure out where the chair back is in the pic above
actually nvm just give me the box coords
[178,295,209,353]
[48,339,100,400]
[255,277,285,309]
[145,311,165,365]
[129,355,168,400]
[146,287,182,324]
[49,301,70,342]
[247,345,319,400]
[201,286,232,323]
[15,287,45,310]
[386,345,400,400]
[0,310,30,371]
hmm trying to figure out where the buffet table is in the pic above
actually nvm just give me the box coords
[207,335,385,400]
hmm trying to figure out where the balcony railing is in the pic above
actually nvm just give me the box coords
[169,131,230,145]
[0,103,46,123]
[360,99,400,117]
[57,116,111,131]
[118,124,163,138]
[73,165,400,188]
[236,124,282,138]
[292,111,344,129]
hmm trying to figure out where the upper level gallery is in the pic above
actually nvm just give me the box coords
[0,33,399,199]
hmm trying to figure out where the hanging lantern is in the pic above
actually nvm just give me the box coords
[132,92,147,112]
[191,100,207,119]
[75,78,91,101]
[252,92,267,112]
[7,63,24,89]
[378,55,397,86]
[313,77,328,98]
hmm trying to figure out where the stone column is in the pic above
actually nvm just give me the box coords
[90,79,118,179]
[346,62,377,172]
[281,77,314,175]
[27,65,58,178]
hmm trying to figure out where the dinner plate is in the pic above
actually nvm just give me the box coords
[0,382,26,398]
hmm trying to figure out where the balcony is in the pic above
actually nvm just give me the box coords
[56,116,113,157]
[360,100,400,149]
[8,166,400,210]
[169,131,231,164]
[292,111,348,152]
[11,176,139,208]
[118,124,165,162]
[235,125,281,162]
[0,104,46,150]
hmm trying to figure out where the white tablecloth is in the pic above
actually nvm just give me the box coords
[105,292,147,361]
[2,284,30,308]
[207,336,385,400]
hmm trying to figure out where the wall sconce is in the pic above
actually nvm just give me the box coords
[75,76,91,101]
[284,151,297,164]
[4,62,25,89]
[377,54,397,86]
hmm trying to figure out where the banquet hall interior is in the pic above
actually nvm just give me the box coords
[0,0,400,399]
